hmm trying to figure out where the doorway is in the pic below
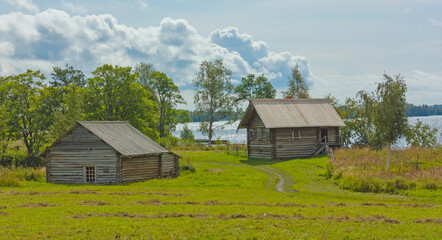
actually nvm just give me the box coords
[320,129,328,142]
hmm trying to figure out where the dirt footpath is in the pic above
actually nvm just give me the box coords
[207,162,297,193]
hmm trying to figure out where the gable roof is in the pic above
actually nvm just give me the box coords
[44,121,174,157]
[238,98,345,129]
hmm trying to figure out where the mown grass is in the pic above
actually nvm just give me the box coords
[0,151,441,239]
[328,147,442,193]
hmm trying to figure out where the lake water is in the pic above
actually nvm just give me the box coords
[172,115,442,147]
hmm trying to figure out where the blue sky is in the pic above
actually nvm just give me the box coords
[0,0,441,109]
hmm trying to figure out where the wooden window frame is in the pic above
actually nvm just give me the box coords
[257,129,262,140]
[249,129,254,140]
[292,129,301,140]
[262,129,269,140]
[84,165,96,183]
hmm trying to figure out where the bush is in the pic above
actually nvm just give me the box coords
[179,164,196,174]
[180,124,194,142]
[0,167,46,186]
[157,136,179,149]
[14,168,46,182]
[0,172,21,187]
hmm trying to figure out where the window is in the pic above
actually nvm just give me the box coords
[292,129,300,140]
[85,166,96,183]
[262,129,269,140]
[257,129,262,140]
[249,129,254,140]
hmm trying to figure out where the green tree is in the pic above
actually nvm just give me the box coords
[373,73,408,172]
[49,65,86,139]
[235,74,276,103]
[180,124,195,142]
[148,71,188,137]
[193,59,240,147]
[50,64,86,88]
[282,65,310,99]
[84,64,158,139]
[2,70,53,166]
[0,76,16,164]
[134,62,155,96]
[405,120,438,147]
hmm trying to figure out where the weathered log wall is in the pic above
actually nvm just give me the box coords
[274,127,317,159]
[161,153,179,178]
[120,155,160,183]
[247,113,272,159]
[47,125,118,184]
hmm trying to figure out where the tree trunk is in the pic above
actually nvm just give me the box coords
[386,143,391,173]
[208,121,213,147]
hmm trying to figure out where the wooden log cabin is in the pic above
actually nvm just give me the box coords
[42,121,180,184]
[238,98,345,160]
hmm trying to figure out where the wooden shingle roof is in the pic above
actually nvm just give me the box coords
[238,98,345,129]
[77,121,168,157]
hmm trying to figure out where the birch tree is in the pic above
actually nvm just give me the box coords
[193,59,239,146]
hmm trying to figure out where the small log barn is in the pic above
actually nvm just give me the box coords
[43,121,180,184]
[238,98,345,160]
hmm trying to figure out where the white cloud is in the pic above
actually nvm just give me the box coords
[429,19,442,26]
[61,0,86,14]
[1,0,38,12]
[0,9,309,91]
[137,0,148,9]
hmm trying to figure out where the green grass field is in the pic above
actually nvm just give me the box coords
[0,151,441,239]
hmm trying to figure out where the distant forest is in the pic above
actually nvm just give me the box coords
[406,103,442,117]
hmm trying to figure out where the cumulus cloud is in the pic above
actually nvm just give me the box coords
[0,9,309,90]
[1,0,38,12]
[61,0,86,14]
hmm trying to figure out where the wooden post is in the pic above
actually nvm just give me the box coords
[45,152,50,183]
[271,129,276,160]
[158,155,163,179]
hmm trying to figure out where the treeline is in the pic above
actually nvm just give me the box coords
[1,58,439,168]
[0,59,282,166]
[406,103,442,117]
[0,63,189,167]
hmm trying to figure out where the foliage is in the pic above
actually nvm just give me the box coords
[157,135,179,149]
[1,70,53,166]
[180,124,195,141]
[147,71,188,137]
[179,154,196,174]
[193,59,240,146]
[234,74,276,103]
[338,73,434,152]
[0,167,45,186]
[49,64,86,140]
[328,147,442,193]
[0,77,17,164]
[374,74,408,147]
[405,120,438,147]
[50,63,86,88]
[373,73,408,171]
[281,65,310,99]
[84,64,158,139]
